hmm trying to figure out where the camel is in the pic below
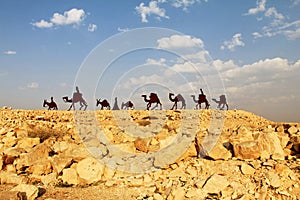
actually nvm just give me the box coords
[169,93,186,110]
[96,98,111,110]
[212,95,228,110]
[43,97,58,110]
[141,93,162,110]
[191,89,210,109]
[62,87,87,111]
[112,97,120,110]
[121,101,134,110]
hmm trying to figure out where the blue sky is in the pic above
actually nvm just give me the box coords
[0,0,300,122]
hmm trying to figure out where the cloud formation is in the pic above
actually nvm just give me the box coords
[245,1,300,40]
[135,1,169,23]
[172,0,207,11]
[157,34,204,49]
[4,50,16,55]
[32,8,86,29]
[246,0,266,15]
[26,82,39,89]
[220,33,245,51]
[88,23,97,32]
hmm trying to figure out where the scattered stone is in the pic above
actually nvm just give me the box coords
[76,157,104,184]
[267,171,282,188]
[11,184,39,200]
[207,142,232,160]
[134,137,150,152]
[202,174,229,194]
[240,163,255,175]
[288,126,298,134]
[61,168,78,185]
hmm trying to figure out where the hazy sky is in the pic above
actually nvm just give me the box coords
[0,0,300,122]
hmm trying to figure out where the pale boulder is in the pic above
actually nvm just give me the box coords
[203,174,229,194]
[240,163,255,175]
[61,168,78,185]
[207,142,232,160]
[11,184,39,200]
[76,157,104,184]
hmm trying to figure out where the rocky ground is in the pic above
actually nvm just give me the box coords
[0,107,299,200]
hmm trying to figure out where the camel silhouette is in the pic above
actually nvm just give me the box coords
[112,97,120,110]
[191,89,210,109]
[141,93,162,110]
[212,95,228,110]
[96,98,111,110]
[43,97,58,110]
[62,86,87,111]
[121,101,134,110]
[169,93,186,110]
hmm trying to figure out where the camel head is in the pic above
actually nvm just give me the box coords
[96,98,101,106]
[43,100,47,107]
[141,94,150,102]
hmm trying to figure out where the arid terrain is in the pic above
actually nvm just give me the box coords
[0,107,299,200]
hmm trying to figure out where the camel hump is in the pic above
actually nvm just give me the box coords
[73,92,82,100]
[198,94,206,101]
[150,93,157,97]
[150,93,159,101]
[220,95,226,100]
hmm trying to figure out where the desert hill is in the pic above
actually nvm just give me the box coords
[0,108,299,199]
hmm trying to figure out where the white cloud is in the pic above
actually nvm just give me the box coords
[146,58,167,65]
[252,32,263,39]
[157,34,204,49]
[135,1,169,23]
[31,19,53,28]
[220,33,245,51]
[4,50,16,55]
[26,82,39,89]
[292,0,300,6]
[172,0,206,11]
[32,8,86,29]
[50,8,86,26]
[88,23,97,32]
[246,0,267,15]
[117,27,130,32]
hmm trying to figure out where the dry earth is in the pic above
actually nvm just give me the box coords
[0,107,299,200]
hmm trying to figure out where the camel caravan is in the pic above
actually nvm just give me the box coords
[43,87,228,111]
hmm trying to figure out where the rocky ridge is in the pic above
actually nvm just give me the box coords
[0,108,299,199]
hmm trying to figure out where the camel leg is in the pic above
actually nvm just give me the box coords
[68,104,73,111]
[151,103,158,110]
[171,103,175,110]
[147,103,151,110]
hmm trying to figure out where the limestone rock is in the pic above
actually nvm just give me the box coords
[11,184,39,200]
[0,191,23,200]
[14,128,28,138]
[207,142,232,160]
[233,141,262,159]
[257,132,285,160]
[41,172,57,186]
[288,126,298,134]
[76,157,104,184]
[61,168,78,185]
[50,155,73,174]
[203,174,229,194]
[134,137,150,152]
[267,171,282,188]
[0,171,25,184]
[17,137,40,149]
[240,163,255,175]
